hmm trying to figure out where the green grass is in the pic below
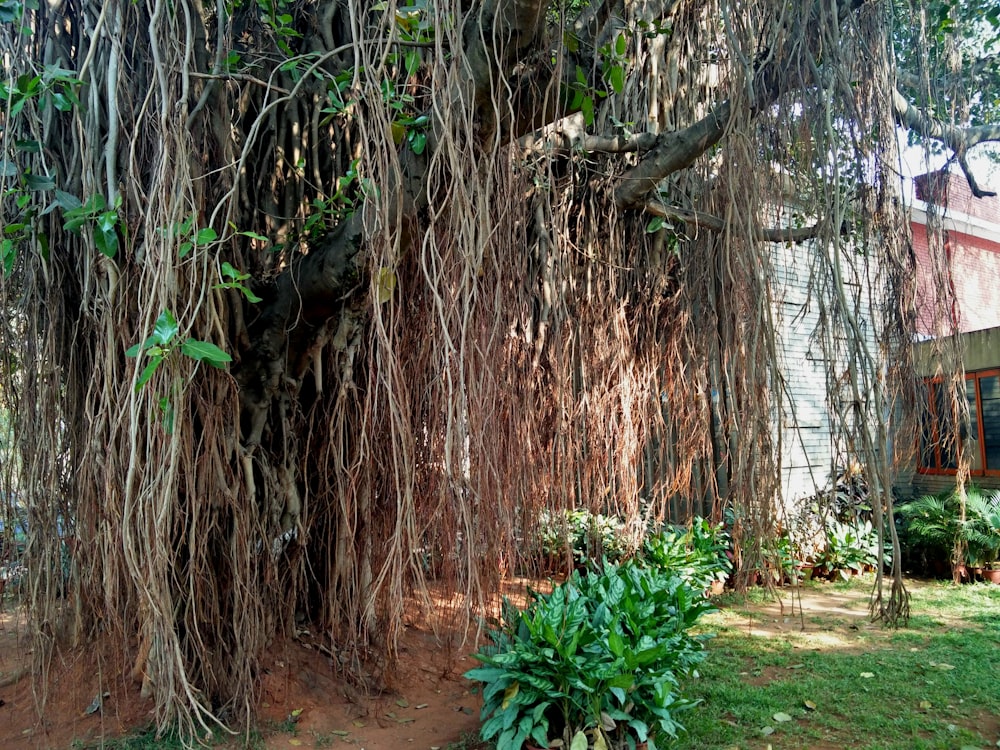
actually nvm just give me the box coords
[668,578,1000,750]
[72,725,266,750]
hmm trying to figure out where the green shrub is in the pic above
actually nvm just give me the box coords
[897,487,1000,571]
[642,517,731,591]
[535,509,629,569]
[465,560,714,750]
[815,519,889,580]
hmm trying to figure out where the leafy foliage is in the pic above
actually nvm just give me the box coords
[466,560,716,750]
[643,518,732,592]
[897,487,1000,570]
[815,520,890,580]
[535,510,630,569]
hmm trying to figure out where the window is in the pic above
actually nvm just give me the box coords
[918,370,1000,476]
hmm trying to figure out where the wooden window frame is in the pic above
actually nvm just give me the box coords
[918,369,1000,477]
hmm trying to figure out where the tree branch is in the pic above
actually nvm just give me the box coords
[645,199,844,243]
[519,113,658,155]
[892,88,1000,197]
[615,101,733,208]
[615,0,873,210]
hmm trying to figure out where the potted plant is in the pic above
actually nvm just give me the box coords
[815,519,888,581]
[465,560,714,750]
[963,488,1000,583]
[643,517,732,595]
[897,493,964,580]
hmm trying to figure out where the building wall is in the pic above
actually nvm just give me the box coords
[770,240,880,504]
[899,327,1000,498]
[913,171,1000,335]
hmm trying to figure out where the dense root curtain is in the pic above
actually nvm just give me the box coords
[2,0,996,738]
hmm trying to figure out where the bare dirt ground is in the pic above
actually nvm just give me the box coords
[0,579,989,750]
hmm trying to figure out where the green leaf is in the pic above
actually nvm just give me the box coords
[158,396,174,435]
[404,50,420,76]
[1,239,15,278]
[134,355,163,392]
[615,32,627,57]
[24,172,55,190]
[581,95,594,126]
[235,229,270,243]
[195,227,218,245]
[178,241,193,258]
[610,65,625,95]
[220,261,249,281]
[95,226,118,258]
[180,338,232,367]
[0,0,22,23]
[570,730,588,750]
[153,309,179,346]
[53,189,82,211]
[0,159,17,177]
[646,216,665,234]
[408,130,427,155]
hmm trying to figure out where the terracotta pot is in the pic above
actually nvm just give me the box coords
[983,568,1000,584]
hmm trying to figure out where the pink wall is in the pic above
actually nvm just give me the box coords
[913,172,1000,336]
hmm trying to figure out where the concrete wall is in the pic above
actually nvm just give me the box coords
[914,327,1000,376]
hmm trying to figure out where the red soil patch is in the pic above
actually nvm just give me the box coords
[0,609,153,750]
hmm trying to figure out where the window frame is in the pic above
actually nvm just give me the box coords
[917,369,1000,477]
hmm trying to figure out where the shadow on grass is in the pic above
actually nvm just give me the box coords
[669,578,1000,750]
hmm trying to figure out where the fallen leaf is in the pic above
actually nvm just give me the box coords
[803,700,817,711]
[396,698,410,708]
[773,712,793,723]
[331,731,350,736]
[415,703,428,709]
[935,663,955,670]
[761,726,775,736]
[288,741,302,747]
[919,700,932,710]
[353,720,366,728]
[788,663,805,669]
[860,672,875,678]
[290,708,304,718]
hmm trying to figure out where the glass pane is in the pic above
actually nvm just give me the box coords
[966,379,979,442]
[919,382,935,469]
[981,375,1000,471]
[966,377,983,471]
[934,382,958,470]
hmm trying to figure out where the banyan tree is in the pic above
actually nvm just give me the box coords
[0,0,997,739]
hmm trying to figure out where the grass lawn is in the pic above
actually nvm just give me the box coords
[669,578,1000,750]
